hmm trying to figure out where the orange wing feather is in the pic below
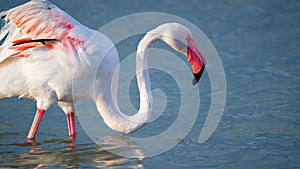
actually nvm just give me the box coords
[0,0,85,61]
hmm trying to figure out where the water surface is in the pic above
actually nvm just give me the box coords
[0,0,299,168]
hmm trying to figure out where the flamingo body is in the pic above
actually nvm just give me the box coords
[0,0,206,140]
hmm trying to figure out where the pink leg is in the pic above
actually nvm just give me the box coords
[66,112,76,140]
[27,109,45,140]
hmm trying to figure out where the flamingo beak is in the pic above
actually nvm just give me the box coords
[186,35,206,85]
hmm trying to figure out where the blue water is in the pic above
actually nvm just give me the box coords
[0,0,300,168]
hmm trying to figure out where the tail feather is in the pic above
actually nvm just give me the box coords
[0,14,21,62]
[0,10,9,41]
[0,10,7,19]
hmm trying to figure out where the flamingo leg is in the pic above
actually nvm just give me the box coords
[27,109,45,140]
[66,112,76,140]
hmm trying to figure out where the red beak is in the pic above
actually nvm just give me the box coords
[186,36,206,85]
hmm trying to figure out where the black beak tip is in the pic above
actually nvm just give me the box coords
[192,65,205,86]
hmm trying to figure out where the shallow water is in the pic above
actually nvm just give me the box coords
[0,0,300,168]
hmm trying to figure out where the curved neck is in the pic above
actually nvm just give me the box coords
[94,32,160,134]
[136,32,160,116]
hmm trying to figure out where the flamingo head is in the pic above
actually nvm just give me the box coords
[157,23,206,85]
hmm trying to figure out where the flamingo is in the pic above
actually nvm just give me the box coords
[0,0,206,140]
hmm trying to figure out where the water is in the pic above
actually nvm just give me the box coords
[0,0,300,168]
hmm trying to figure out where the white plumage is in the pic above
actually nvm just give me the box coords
[0,0,206,140]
